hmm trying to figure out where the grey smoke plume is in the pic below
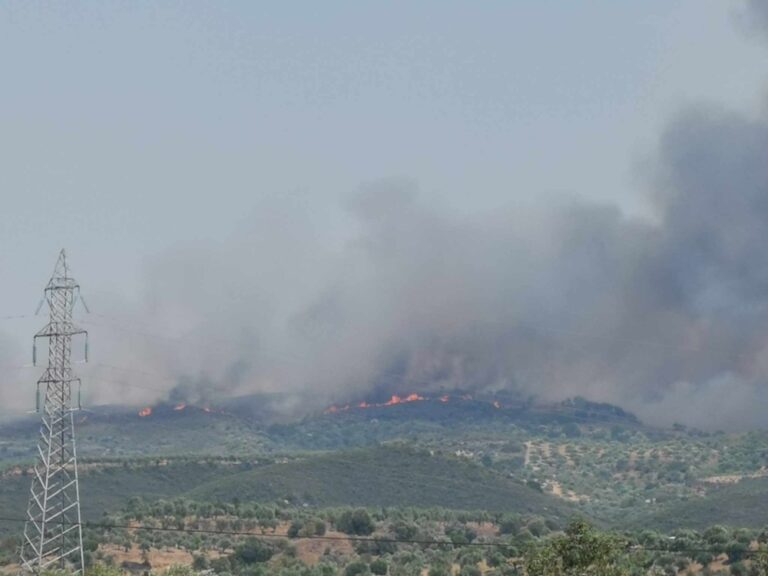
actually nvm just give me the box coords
[0,331,25,416]
[88,101,768,431]
[73,2,768,430]
[746,0,768,35]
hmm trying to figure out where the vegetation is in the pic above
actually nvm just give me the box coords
[187,445,573,518]
[7,397,768,574]
[17,507,768,576]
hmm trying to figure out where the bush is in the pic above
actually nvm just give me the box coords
[234,538,273,564]
[345,560,370,576]
[370,558,388,575]
[164,566,196,576]
[392,521,418,541]
[192,555,209,570]
[428,565,451,576]
[338,510,376,536]
[86,565,123,576]
[287,521,302,538]
[445,524,477,546]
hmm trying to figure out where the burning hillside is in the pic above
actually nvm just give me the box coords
[320,393,641,428]
[136,402,226,418]
[323,392,496,414]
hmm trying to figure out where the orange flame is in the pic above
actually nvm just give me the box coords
[381,393,426,406]
[325,392,428,414]
[138,407,152,417]
[384,395,403,406]
[322,394,511,416]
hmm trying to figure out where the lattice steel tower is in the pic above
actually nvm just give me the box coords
[21,250,88,574]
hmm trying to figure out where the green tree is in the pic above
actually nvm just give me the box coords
[338,510,376,536]
[752,546,768,576]
[346,560,371,576]
[370,558,388,575]
[234,537,274,564]
[524,520,628,576]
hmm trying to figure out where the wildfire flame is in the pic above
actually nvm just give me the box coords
[324,393,428,414]
[323,392,503,415]
[136,403,228,418]
[384,393,424,406]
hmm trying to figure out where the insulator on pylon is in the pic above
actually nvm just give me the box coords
[32,340,36,366]
[35,384,40,413]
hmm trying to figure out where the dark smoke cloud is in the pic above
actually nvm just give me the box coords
[745,0,768,36]
[77,2,768,430]
[93,101,768,431]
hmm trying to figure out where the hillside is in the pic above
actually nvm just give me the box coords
[637,476,768,530]
[187,445,576,519]
[0,460,249,535]
[6,396,768,534]
[0,394,647,464]
[0,444,577,538]
[0,404,271,464]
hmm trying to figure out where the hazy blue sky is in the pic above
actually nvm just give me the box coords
[1,1,765,305]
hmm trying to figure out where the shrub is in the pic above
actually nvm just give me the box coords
[370,558,388,575]
[338,510,376,536]
[234,538,273,564]
[345,560,370,576]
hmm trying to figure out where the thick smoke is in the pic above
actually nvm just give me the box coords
[746,0,768,36]
[58,1,768,430]
[0,331,25,415]
[89,102,768,430]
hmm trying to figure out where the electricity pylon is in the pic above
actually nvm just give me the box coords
[21,250,89,574]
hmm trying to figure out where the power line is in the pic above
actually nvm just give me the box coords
[0,314,34,321]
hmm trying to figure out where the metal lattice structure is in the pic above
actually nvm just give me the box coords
[21,250,88,574]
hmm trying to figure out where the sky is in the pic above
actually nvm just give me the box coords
[1,1,768,428]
